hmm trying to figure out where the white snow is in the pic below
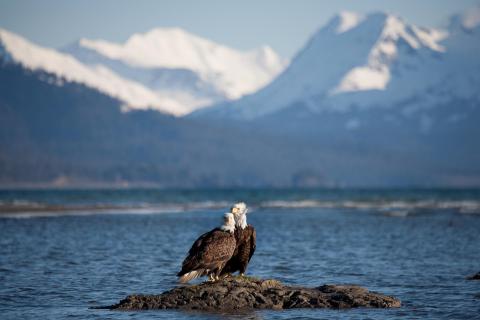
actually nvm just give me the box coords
[332,15,445,95]
[410,25,448,52]
[335,11,365,33]
[76,28,287,100]
[333,66,390,93]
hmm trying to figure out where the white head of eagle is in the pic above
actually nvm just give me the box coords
[220,212,236,233]
[231,202,248,229]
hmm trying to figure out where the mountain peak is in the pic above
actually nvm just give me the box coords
[332,11,365,34]
[250,45,288,74]
[460,5,480,29]
[144,26,190,36]
[125,27,208,49]
[319,11,444,51]
[321,11,394,35]
[449,5,480,33]
[327,12,446,94]
[142,27,202,41]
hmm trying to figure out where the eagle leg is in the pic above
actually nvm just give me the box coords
[212,266,223,281]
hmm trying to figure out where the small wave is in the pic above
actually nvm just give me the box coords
[382,210,411,217]
[1,198,480,218]
[0,200,233,218]
[259,199,480,214]
[260,200,334,208]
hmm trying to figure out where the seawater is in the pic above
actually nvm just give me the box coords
[0,189,479,319]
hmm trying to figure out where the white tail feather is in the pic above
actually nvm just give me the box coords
[178,270,203,283]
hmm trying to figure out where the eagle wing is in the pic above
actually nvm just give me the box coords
[247,225,256,263]
[178,229,235,278]
[186,230,211,256]
[178,229,215,276]
[198,231,236,267]
[220,225,256,275]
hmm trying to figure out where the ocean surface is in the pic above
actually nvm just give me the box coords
[0,188,479,319]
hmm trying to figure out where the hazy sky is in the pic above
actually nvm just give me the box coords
[1,0,479,58]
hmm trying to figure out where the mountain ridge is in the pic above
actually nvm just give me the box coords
[62,27,286,114]
[0,27,286,116]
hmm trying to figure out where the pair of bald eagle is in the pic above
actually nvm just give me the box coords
[177,202,256,283]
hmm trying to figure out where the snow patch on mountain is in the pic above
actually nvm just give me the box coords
[331,14,446,94]
[335,11,365,33]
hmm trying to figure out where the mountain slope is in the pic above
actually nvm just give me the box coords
[0,62,333,187]
[2,58,478,187]
[195,11,478,120]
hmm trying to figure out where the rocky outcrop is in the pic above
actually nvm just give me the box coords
[467,272,480,280]
[104,277,401,311]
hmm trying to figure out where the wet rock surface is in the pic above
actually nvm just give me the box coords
[104,277,401,311]
[467,272,480,280]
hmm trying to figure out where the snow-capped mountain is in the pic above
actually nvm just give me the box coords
[62,28,287,114]
[0,28,286,116]
[195,9,480,120]
[1,8,480,187]
[0,28,183,114]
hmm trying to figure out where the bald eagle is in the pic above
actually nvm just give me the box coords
[221,202,256,276]
[177,212,236,283]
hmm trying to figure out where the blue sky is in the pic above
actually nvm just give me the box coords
[0,0,478,58]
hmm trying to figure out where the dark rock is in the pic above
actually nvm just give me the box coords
[103,277,401,311]
[467,272,480,280]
